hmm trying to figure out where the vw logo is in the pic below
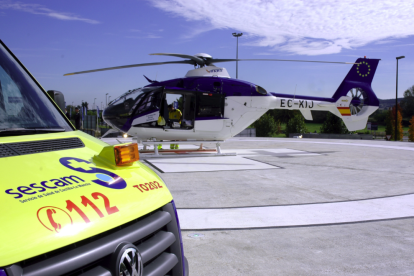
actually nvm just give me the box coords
[112,243,143,276]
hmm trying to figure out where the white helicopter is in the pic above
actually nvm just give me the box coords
[65,53,380,144]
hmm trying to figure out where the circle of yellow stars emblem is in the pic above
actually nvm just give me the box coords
[357,61,370,77]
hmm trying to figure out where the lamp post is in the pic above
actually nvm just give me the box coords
[93,98,96,110]
[106,93,109,107]
[395,56,405,141]
[232,32,243,79]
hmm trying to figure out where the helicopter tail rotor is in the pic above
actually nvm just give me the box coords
[330,58,380,131]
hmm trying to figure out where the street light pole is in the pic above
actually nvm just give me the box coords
[94,98,96,110]
[395,56,405,141]
[232,32,243,79]
[106,93,108,107]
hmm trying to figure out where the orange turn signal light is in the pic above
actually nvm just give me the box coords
[114,143,139,166]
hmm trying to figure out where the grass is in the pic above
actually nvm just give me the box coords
[305,123,323,133]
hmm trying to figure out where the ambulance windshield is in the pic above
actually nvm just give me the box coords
[0,41,71,133]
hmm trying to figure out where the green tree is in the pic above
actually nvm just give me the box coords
[320,113,349,134]
[391,104,404,141]
[275,120,282,135]
[370,109,388,125]
[285,113,308,137]
[254,112,277,137]
[385,109,393,136]
[311,111,328,123]
[177,96,184,110]
[401,85,414,118]
[408,116,414,142]
[268,109,291,124]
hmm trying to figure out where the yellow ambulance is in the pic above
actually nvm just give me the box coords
[0,40,188,276]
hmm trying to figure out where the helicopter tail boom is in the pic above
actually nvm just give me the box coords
[268,57,380,131]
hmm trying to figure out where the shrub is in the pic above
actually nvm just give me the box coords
[285,113,308,137]
[320,113,349,134]
[255,113,277,137]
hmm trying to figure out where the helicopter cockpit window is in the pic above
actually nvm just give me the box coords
[107,88,145,116]
[134,88,162,115]
[105,86,162,118]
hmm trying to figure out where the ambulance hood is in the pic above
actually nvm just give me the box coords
[0,132,172,266]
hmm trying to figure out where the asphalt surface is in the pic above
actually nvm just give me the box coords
[107,137,414,275]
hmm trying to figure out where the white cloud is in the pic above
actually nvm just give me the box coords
[0,1,100,24]
[149,0,414,55]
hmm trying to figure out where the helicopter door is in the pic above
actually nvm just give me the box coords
[161,91,195,130]
[180,93,195,129]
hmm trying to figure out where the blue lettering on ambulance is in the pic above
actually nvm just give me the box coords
[5,175,85,199]
[5,157,127,199]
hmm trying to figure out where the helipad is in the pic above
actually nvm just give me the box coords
[103,137,414,275]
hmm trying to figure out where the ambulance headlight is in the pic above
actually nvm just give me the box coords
[114,143,139,165]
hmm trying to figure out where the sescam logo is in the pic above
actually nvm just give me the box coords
[206,69,223,73]
[59,157,127,190]
[5,157,127,199]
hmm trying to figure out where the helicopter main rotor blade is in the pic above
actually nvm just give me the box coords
[150,53,205,66]
[64,60,195,76]
[207,58,358,65]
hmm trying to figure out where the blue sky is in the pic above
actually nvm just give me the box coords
[1,0,413,109]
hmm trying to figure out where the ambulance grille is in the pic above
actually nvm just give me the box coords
[0,138,84,157]
[0,143,18,157]
[6,203,186,276]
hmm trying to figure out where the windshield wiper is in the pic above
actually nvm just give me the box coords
[0,127,65,135]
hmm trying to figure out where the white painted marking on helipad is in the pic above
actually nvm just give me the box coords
[146,156,278,173]
[221,148,320,157]
[177,194,414,230]
[230,138,414,152]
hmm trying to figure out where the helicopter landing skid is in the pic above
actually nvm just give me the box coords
[138,140,236,158]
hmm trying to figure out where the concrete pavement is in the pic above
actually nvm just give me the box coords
[104,137,414,275]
